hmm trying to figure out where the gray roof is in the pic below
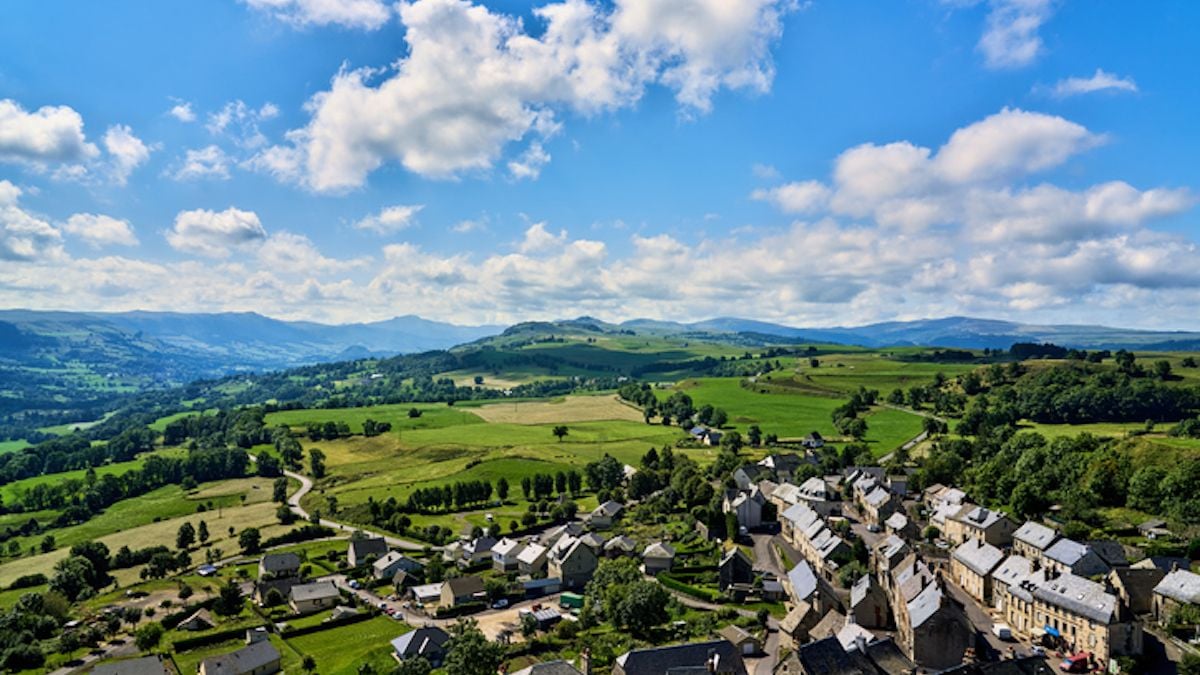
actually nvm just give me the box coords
[952,539,1005,576]
[850,574,878,608]
[615,640,747,675]
[349,537,389,559]
[884,512,908,530]
[390,626,450,658]
[721,548,752,569]
[259,552,300,573]
[643,541,676,559]
[878,534,908,563]
[198,640,281,675]
[864,486,891,508]
[992,555,1033,588]
[955,505,1008,530]
[511,661,583,675]
[604,535,637,552]
[593,500,624,517]
[1033,573,1118,624]
[787,561,818,601]
[1043,538,1088,565]
[290,580,339,603]
[1153,569,1200,604]
[444,575,485,596]
[1013,521,1057,550]
[91,656,171,675]
[791,636,877,675]
[907,582,947,629]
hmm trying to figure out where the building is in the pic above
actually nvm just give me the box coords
[548,536,599,589]
[724,489,765,530]
[642,541,676,576]
[441,575,485,607]
[888,555,971,670]
[1152,568,1200,625]
[883,512,915,540]
[254,578,298,607]
[518,542,549,575]
[1029,573,1142,663]
[289,580,340,614]
[458,536,498,567]
[390,626,451,667]
[872,535,910,590]
[348,537,389,567]
[373,551,423,580]
[257,552,300,580]
[860,486,896,528]
[1012,521,1058,561]
[779,602,824,649]
[849,575,890,629]
[950,538,1005,603]
[612,640,747,675]
[511,661,583,675]
[1042,539,1109,577]
[801,432,825,449]
[990,555,1033,613]
[795,476,839,516]
[774,636,915,675]
[92,656,172,675]
[781,502,849,581]
[732,464,772,491]
[1137,519,1172,540]
[718,624,761,656]
[719,548,754,591]
[198,640,281,675]
[538,522,585,547]
[945,505,1016,547]
[491,537,526,571]
[603,535,637,558]
[1108,567,1165,615]
[588,500,625,529]
[178,608,215,632]
[411,582,443,606]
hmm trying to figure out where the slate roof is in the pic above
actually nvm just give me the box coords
[837,621,877,651]
[1086,540,1130,567]
[444,575,485,597]
[721,548,752,569]
[992,555,1033,589]
[643,541,676,559]
[91,655,172,675]
[1013,521,1057,551]
[907,582,947,629]
[808,609,846,642]
[780,601,816,635]
[770,482,803,506]
[1111,567,1165,601]
[798,476,830,499]
[955,505,1007,530]
[787,561,818,601]
[580,532,607,550]
[518,543,548,564]
[349,537,389,560]
[717,624,756,646]
[198,640,281,675]
[878,535,909,564]
[781,502,821,529]
[259,552,300,574]
[850,575,877,608]
[593,500,625,518]
[791,636,877,675]
[411,582,443,600]
[374,550,421,572]
[390,626,451,659]
[1033,573,1118,624]
[615,640,747,675]
[492,537,524,557]
[604,535,637,553]
[290,580,339,603]
[864,486,891,509]
[884,512,908,531]
[1154,569,1200,604]
[511,661,583,675]
[952,538,1005,576]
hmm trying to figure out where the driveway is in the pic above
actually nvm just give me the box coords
[751,533,785,578]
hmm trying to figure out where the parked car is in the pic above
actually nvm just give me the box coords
[1030,646,1046,657]
[492,599,509,609]
[348,580,360,590]
[991,624,1012,641]
[1059,653,1090,673]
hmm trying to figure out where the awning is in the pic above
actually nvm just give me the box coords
[1044,625,1061,638]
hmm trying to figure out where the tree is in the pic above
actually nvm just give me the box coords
[746,425,762,447]
[520,611,539,638]
[408,408,423,418]
[393,657,432,675]
[497,477,509,501]
[214,580,244,616]
[585,455,624,491]
[302,656,317,673]
[176,522,196,550]
[443,619,505,675]
[1181,652,1200,675]
[198,520,209,544]
[309,448,326,478]
[1154,360,1173,381]
[40,535,56,553]
[238,527,262,554]
[720,431,743,454]
[134,622,163,652]
[610,580,670,637]
[552,425,569,442]
[277,505,296,524]
[1183,357,1198,368]
[520,476,532,500]
[49,556,97,601]
[710,408,728,428]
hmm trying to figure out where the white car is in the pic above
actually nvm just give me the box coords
[492,599,509,609]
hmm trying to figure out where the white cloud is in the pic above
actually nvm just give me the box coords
[103,125,153,185]
[353,204,424,233]
[169,101,197,122]
[0,99,99,165]
[518,222,567,253]
[976,0,1055,69]
[207,100,277,148]
[172,145,232,181]
[166,207,267,258]
[62,213,138,247]
[252,0,795,191]
[0,180,64,261]
[1050,69,1138,98]
[242,0,392,30]
[751,180,830,214]
[257,231,367,272]
[452,217,487,233]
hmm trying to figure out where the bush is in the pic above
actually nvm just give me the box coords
[8,573,47,590]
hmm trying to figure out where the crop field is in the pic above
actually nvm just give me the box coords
[471,394,644,424]
[660,377,923,452]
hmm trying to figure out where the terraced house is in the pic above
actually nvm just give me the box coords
[1010,572,1142,664]
[950,538,1005,603]
[889,554,971,670]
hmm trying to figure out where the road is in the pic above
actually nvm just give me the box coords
[750,533,785,578]
[664,587,781,675]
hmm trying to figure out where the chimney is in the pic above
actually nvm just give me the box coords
[579,648,591,675]
[707,651,719,674]
[1171,561,1181,572]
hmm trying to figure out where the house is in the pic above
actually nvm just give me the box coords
[348,537,389,567]
[289,580,340,614]
[517,542,549,575]
[883,512,915,539]
[945,505,1016,547]
[900,582,972,670]
[198,640,281,675]
[724,489,764,530]
[1012,521,1058,561]
[441,575,485,607]
[1026,573,1142,663]
[923,485,966,510]
[768,482,804,514]
[253,578,298,607]
[759,453,815,483]
[178,608,215,632]
[588,501,624,529]
[511,661,582,675]
[390,626,451,667]
[990,555,1033,613]
[719,549,754,591]
[1043,539,1110,577]
[1087,540,1130,569]
[538,522,584,548]
[459,536,498,567]
[950,538,1005,603]
[612,640,747,675]
[872,535,910,589]
[92,656,172,675]
[523,577,562,598]
[1152,568,1200,625]
[1108,567,1165,615]
[779,602,823,649]
[603,535,637,558]
[410,582,443,606]
[806,607,846,643]
[491,537,526,572]
[548,536,599,589]
[836,621,877,652]
[257,552,300,580]
[1137,518,1172,540]
[580,532,607,552]
[761,578,785,601]
[795,476,839,515]
[374,551,423,580]
[1132,556,1191,573]
[849,575,890,629]
[885,474,910,497]
[860,486,896,528]
[689,426,724,447]
[785,561,839,612]
[801,432,825,449]
[775,636,915,675]
[718,624,761,656]
[642,541,676,575]
[732,464,773,491]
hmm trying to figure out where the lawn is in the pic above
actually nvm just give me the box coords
[172,634,302,675]
[283,616,411,675]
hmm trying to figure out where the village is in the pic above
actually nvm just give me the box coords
[88,436,1200,675]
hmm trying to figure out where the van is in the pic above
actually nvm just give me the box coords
[991,624,1012,641]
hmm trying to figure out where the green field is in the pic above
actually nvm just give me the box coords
[266,401,483,434]
[760,352,977,395]
[284,616,411,674]
[0,449,185,502]
[0,439,29,454]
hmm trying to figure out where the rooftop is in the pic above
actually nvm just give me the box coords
[198,640,280,675]
[290,580,339,602]
[1154,569,1200,605]
[1013,521,1057,550]
[1033,573,1118,624]
[952,538,1005,576]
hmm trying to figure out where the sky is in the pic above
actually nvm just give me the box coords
[1,0,1199,329]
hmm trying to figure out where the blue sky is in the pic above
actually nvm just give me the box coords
[1,0,1199,328]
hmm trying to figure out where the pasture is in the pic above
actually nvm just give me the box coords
[266,401,482,434]
[760,352,977,396]
[0,448,187,502]
[470,394,644,424]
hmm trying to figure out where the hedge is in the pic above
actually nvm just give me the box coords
[435,601,486,619]
[171,624,267,652]
[658,574,722,603]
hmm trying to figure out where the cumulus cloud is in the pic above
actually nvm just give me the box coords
[207,100,277,148]
[166,207,267,258]
[751,180,830,214]
[976,0,1055,69]
[62,213,138,247]
[1050,69,1138,98]
[257,231,367,272]
[0,180,64,261]
[0,99,99,166]
[353,204,424,233]
[172,145,232,180]
[169,101,197,122]
[242,0,392,30]
[103,125,153,185]
[251,0,795,191]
